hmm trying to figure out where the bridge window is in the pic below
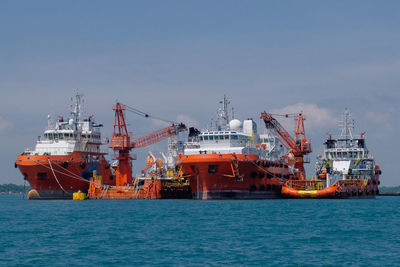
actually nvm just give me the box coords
[219,135,224,140]
[225,135,229,140]
[209,136,214,140]
[204,136,208,140]
[231,135,238,140]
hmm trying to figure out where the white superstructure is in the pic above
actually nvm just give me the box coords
[183,95,284,160]
[23,93,104,156]
[317,109,376,186]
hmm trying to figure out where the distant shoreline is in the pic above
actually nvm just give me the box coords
[1,183,400,196]
[0,183,30,194]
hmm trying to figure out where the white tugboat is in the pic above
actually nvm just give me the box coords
[282,109,381,198]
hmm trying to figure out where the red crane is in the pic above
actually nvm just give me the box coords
[110,102,186,186]
[260,112,311,179]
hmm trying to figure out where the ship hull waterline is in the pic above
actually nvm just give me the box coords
[16,152,115,200]
[177,153,290,200]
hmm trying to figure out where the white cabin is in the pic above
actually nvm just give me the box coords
[23,93,104,157]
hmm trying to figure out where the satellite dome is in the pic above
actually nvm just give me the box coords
[229,119,242,131]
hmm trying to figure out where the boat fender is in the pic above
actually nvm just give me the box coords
[80,162,86,169]
[14,162,17,168]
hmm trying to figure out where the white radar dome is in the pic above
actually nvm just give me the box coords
[229,119,242,131]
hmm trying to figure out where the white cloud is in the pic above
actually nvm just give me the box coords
[270,103,335,132]
[0,116,12,133]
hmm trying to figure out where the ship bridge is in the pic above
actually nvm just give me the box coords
[184,130,264,156]
[22,93,104,156]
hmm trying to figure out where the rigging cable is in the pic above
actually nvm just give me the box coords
[125,104,176,125]
[48,158,71,195]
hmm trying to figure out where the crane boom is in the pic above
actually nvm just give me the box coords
[260,111,311,179]
[260,112,299,154]
[132,123,186,148]
[110,102,186,186]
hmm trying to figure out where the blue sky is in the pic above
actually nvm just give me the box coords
[0,0,399,185]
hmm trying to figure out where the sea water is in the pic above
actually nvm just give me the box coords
[1,195,400,266]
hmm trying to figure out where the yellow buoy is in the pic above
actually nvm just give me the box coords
[73,190,86,200]
[27,189,40,200]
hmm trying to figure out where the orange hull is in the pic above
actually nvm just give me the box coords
[16,152,115,199]
[177,153,290,200]
[88,179,162,199]
[88,177,192,199]
[282,184,339,198]
[282,179,379,198]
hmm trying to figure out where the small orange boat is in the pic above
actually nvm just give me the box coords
[87,170,191,200]
[281,179,376,198]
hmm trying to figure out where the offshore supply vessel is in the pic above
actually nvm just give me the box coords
[177,96,311,199]
[16,93,115,199]
[282,109,381,198]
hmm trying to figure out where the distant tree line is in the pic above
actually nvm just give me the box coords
[379,186,400,194]
[0,184,30,193]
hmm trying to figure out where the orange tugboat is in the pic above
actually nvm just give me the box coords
[177,96,311,199]
[282,109,381,198]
